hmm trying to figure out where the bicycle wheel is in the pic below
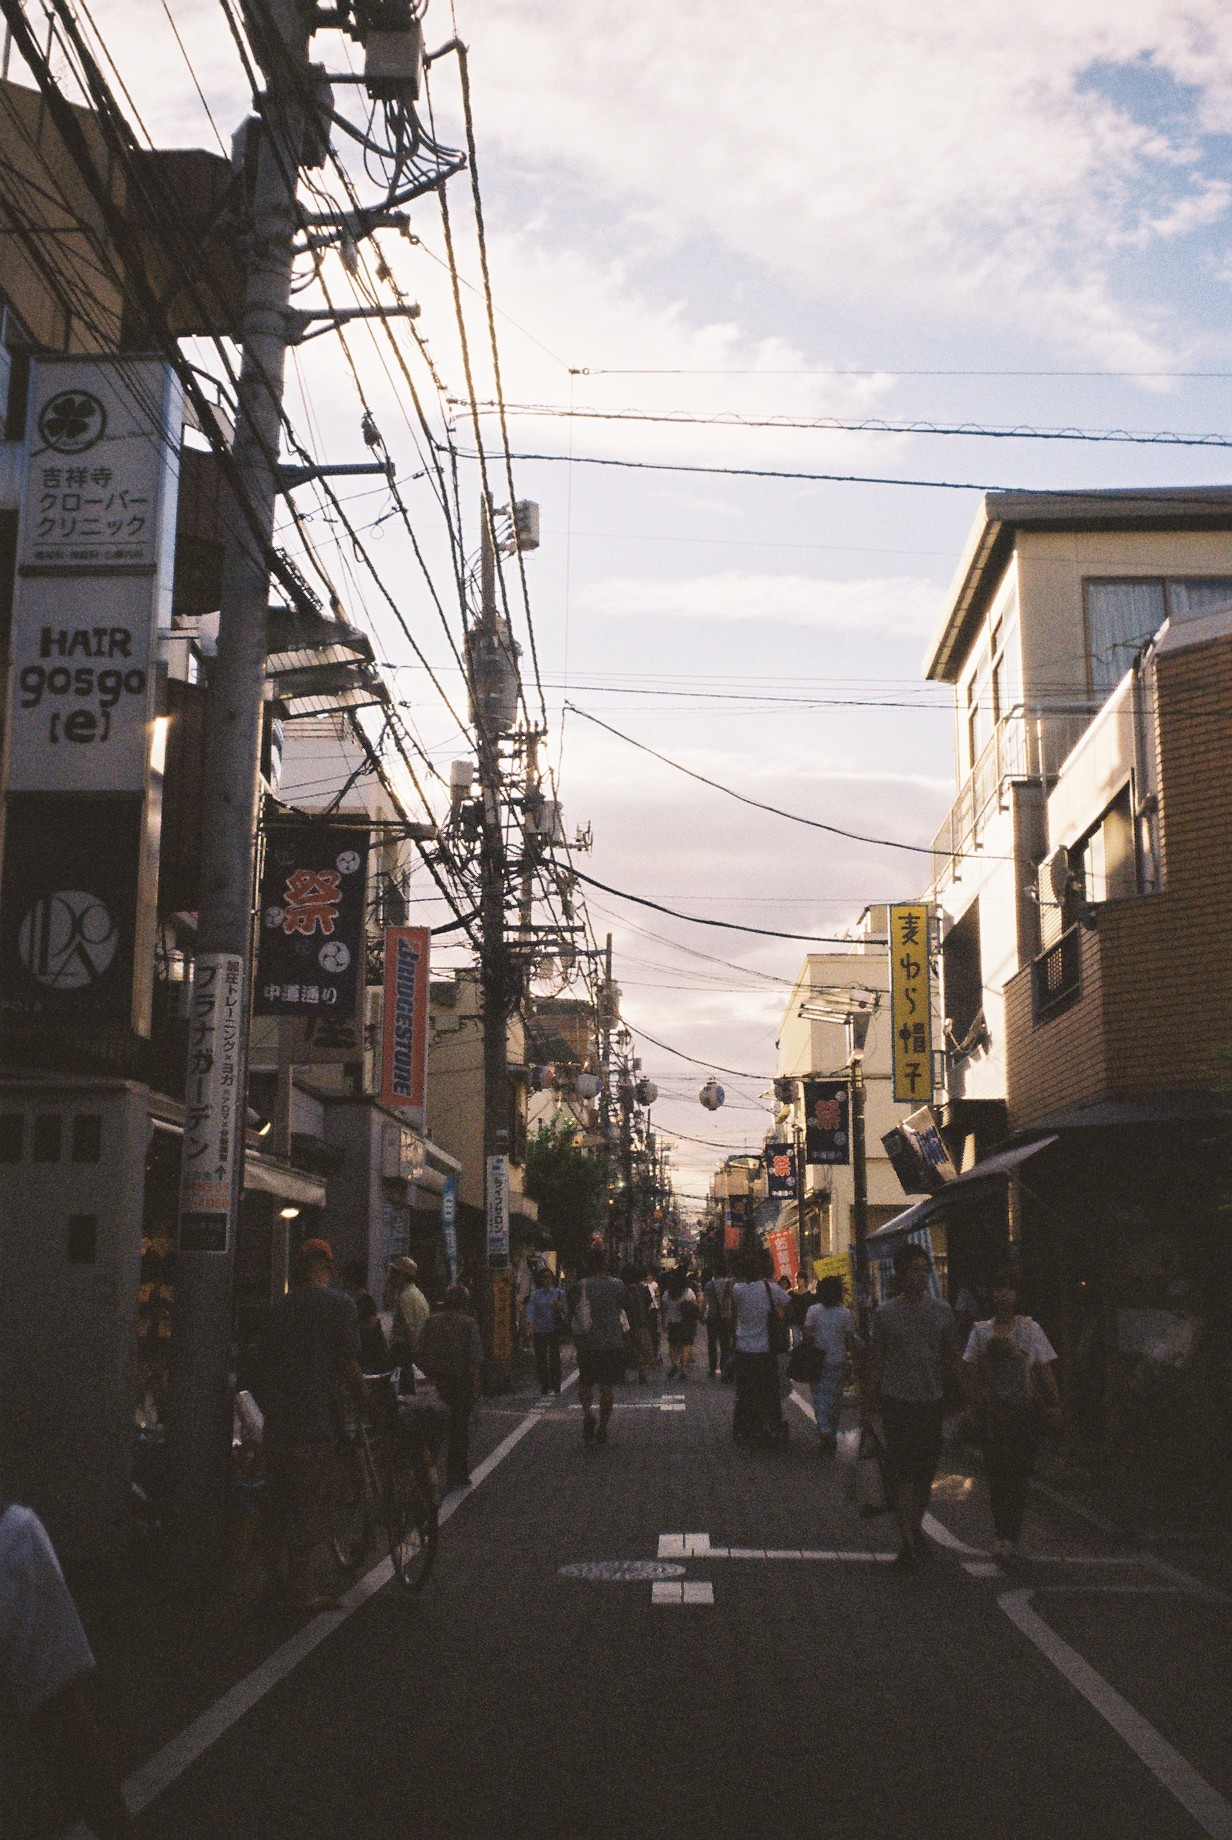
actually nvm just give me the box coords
[328,1438,372,1572]
[387,1462,438,1591]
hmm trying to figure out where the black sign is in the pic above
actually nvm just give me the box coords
[0,791,142,1028]
[254,820,369,1020]
[804,1078,850,1166]
[764,1142,797,1198]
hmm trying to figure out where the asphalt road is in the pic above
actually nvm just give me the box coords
[121,1363,1232,1840]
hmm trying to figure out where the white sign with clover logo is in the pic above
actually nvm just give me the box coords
[7,358,181,793]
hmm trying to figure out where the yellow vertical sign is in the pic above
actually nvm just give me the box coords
[889,903,932,1104]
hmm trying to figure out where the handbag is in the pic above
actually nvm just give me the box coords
[787,1340,825,1384]
[853,1427,889,1514]
[764,1281,789,1356]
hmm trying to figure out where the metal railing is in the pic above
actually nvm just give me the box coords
[1032,923,1083,1022]
[930,706,1093,885]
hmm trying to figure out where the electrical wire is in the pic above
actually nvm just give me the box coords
[571,868,885,944]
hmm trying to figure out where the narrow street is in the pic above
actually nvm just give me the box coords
[104,1366,1232,1840]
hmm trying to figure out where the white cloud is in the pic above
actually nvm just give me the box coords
[456,0,1232,365]
[576,571,942,635]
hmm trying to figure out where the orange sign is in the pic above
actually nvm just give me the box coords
[766,1227,799,1283]
[380,926,429,1113]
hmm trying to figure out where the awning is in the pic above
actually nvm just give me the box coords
[866,1134,1057,1246]
[243,1153,327,1208]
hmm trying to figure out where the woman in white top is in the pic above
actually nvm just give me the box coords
[802,1275,861,1454]
[663,1268,700,1379]
[962,1268,1062,1557]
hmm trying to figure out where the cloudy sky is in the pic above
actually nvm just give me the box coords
[76,0,1232,1203]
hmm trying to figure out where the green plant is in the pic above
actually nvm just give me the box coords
[525,1118,608,1272]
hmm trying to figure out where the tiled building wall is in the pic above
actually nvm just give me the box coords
[1006,631,1232,1131]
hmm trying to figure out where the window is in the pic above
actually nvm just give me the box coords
[32,1115,62,1162]
[1075,784,1137,904]
[72,1114,102,1162]
[942,900,983,1049]
[66,1215,98,1264]
[1086,577,1232,702]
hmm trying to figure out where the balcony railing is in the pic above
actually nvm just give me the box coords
[931,706,1093,885]
[1032,924,1083,1022]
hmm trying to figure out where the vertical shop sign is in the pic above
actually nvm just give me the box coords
[0,357,180,1041]
[380,925,430,1114]
[766,1227,800,1284]
[803,1079,850,1166]
[440,1173,459,1284]
[254,820,368,1019]
[764,1142,796,1198]
[889,903,933,1103]
[486,1153,510,1266]
[180,953,245,1252]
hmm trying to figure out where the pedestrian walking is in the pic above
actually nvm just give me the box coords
[570,1241,627,1445]
[863,1240,962,1568]
[644,1271,662,1366]
[261,1237,370,1610]
[526,1266,566,1395]
[730,1252,791,1445]
[385,1256,430,1388]
[703,1265,734,1376]
[962,1267,1062,1558]
[802,1275,861,1454]
[622,1266,655,1381]
[663,1267,700,1379]
[0,1500,134,1838]
[789,1270,815,1343]
[417,1285,483,1488]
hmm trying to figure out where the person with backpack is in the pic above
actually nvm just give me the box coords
[962,1267,1062,1558]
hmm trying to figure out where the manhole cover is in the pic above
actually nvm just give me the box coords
[559,1560,687,1582]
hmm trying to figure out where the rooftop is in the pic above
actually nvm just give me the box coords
[924,484,1232,684]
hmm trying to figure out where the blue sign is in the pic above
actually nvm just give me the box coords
[440,1173,459,1283]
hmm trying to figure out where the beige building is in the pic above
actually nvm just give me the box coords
[911,486,1232,1464]
[775,915,923,1260]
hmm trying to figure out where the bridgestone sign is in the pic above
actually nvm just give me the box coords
[380,925,429,1117]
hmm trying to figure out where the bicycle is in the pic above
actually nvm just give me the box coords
[329,1372,441,1591]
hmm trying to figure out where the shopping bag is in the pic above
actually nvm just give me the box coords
[853,1428,889,1514]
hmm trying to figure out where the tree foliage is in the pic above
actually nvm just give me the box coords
[524,1117,608,1273]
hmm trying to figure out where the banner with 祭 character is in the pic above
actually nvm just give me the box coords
[253,820,369,1020]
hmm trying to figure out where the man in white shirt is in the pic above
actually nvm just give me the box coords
[0,1501,133,1836]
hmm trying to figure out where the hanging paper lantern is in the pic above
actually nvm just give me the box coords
[699,1079,725,1111]
[575,1071,602,1099]
[635,1078,658,1107]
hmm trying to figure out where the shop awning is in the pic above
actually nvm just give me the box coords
[866,1134,1057,1246]
[243,1153,327,1207]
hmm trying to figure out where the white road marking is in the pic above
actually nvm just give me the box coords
[1000,1588,1232,1839]
[101,1374,580,1828]
[657,1532,709,1557]
[651,1580,714,1605]
[963,1561,1002,1579]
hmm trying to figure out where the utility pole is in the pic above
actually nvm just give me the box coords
[166,4,310,1553]
[850,1056,871,1328]
[473,495,512,1372]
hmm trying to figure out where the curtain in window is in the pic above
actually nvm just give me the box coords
[1086,581,1166,700]
[1169,578,1232,624]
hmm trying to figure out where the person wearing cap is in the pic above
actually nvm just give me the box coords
[385,1256,430,1387]
[262,1238,369,1610]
